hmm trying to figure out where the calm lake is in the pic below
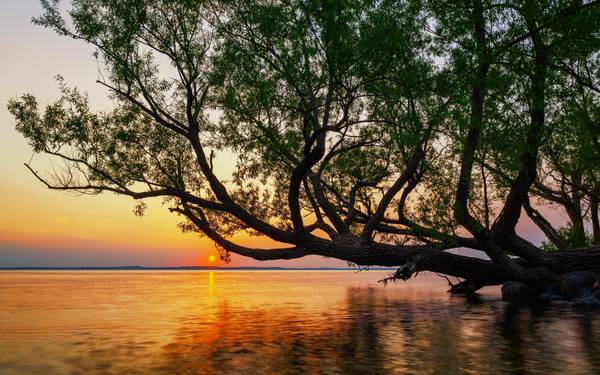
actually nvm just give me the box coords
[0,271,599,374]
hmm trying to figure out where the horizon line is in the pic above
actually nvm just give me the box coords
[0,265,397,271]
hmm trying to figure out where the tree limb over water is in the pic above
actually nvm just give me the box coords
[8,0,600,292]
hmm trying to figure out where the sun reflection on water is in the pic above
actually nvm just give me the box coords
[0,271,599,375]
[208,271,215,298]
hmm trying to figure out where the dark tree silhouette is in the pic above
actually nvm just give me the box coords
[8,0,600,291]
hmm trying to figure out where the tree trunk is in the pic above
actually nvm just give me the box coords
[565,203,587,247]
[282,237,600,293]
[591,198,600,246]
[370,246,600,292]
[524,198,567,249]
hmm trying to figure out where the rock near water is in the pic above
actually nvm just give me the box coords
[501,271,600,307]
[561,271,596,298]
[573,295,600,308]
[501,281,533,302]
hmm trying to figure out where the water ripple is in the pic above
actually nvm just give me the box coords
[1,271,599,374]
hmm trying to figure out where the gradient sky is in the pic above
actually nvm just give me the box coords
[0,1,571,268]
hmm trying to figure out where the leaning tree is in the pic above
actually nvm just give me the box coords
[8,0,600,292]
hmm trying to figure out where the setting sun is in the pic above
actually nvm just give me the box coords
[2,1,600,374]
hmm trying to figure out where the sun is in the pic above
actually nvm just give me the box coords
[208,254,216,263]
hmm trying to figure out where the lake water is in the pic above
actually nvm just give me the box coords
[0,271,599,374]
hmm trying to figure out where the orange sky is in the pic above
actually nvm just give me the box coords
[0,1,347,267]
[0,1,570,267]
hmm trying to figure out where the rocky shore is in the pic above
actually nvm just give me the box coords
[501,271,600,307]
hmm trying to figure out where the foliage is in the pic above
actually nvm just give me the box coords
[6,0,600,284]
[540,225,594,252]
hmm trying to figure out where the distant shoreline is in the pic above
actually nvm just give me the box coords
[0,266,396,271]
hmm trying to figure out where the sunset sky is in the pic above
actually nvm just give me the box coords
[0,1,571,268]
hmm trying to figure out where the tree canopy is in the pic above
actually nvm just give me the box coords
[8,0,600,291]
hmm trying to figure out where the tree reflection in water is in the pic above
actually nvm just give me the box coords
[159,280,600,375]
[2,271,599,375]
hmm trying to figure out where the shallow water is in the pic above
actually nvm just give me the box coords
[0,271,599,374]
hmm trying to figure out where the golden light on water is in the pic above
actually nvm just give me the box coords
[208,272,215,297]
[1,271,594,374]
